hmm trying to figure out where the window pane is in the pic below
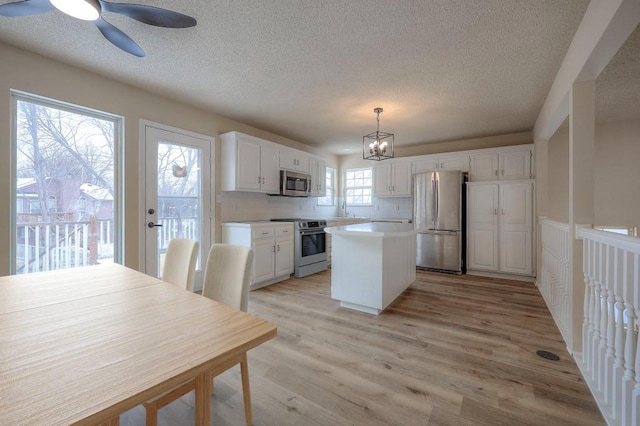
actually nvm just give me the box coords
[15,99,118,274]
[344,167,372,206]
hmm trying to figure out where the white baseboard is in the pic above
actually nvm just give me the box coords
[466,269,535,283]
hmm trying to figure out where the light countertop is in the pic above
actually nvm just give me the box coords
[325,222,416,237]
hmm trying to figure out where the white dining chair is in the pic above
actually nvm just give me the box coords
[143,243,255,426]
[161,238,199,291]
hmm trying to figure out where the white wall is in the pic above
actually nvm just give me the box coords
[594,119,640,231]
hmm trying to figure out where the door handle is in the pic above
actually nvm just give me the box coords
[147,222,162,228]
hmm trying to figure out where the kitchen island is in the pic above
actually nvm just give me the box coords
[325,222,417,315]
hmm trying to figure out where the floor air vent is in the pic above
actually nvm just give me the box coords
[536,350,560,361]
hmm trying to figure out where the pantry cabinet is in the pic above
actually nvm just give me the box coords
[467,180,534,276]
[221,222,294,289]
[220,131,279,193]
[373,161,412,197]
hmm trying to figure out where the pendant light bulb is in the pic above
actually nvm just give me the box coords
[51,0,100,21]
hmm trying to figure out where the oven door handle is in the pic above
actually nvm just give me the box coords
[298,230,325,235]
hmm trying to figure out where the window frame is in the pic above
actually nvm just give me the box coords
[344,167,373,206]
[10,90,125,274]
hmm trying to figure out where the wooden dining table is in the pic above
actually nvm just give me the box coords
[0,263,277,426]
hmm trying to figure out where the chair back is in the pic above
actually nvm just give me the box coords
[202,244,253,312]
[162,238,199,291]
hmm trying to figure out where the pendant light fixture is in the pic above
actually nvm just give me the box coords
[363,107,394,161]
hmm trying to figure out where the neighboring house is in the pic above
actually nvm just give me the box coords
[16,178,113,223]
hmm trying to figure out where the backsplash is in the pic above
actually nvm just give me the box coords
[220,192,412,222]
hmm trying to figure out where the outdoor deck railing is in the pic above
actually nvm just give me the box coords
[16,217,197,273]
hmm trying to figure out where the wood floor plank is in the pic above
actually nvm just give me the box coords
[120,269,604,425]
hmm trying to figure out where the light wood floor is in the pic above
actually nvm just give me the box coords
[120,270,604,425]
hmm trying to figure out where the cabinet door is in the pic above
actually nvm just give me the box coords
[391,162,412,196]
[260,144,280,193]
[467,184,499,271]
[499,182,533,275]
[310,158,326,196]
[499,150,531,180]
[296,153,310,174]
[373,163,392,197]
[413,157,439,173]
[279,149,297,171]
[439,155,470,172]
[253,238,276,283]
[236,137,262,190]
[470,153,499,181]
[275,236,294,276]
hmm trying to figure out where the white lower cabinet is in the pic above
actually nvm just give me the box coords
[467,180,534,276]
[222,222,294,289]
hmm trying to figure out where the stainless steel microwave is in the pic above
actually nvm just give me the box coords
[280,170,311,197]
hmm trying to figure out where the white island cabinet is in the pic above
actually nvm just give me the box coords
[325,222,417,315]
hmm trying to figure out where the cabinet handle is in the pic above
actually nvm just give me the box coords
[262,177,265,184]
[277,244,280,251]
[262,232,269,235]
[388,186,391,192]
[392,186,395,191]
[272,245,276,252]
[501,169,504,176]
[494,208,497,215]
[494,169,498,176]
[258,176,261,183]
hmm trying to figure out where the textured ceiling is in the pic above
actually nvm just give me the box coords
[0,0,601,154]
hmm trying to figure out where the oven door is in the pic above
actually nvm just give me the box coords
[297,229,327,266]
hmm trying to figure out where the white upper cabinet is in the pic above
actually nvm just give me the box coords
[470,147,532,181]
[374,161,411,197]
[280,148,310,174]
[412,154,470,173]
[309,157,326,197]
[500,150,532,180]
[220,131,280,193]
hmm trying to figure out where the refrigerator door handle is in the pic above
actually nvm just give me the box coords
[435,179,439,227]
[431,178,437,227]
[420,230,459,236]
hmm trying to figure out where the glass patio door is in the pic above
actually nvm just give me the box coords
[143,124,212,291]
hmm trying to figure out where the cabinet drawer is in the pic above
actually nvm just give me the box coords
[252,227,275,239]
[275,226,293,237]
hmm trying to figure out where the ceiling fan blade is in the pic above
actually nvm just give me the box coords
[94,17,145,57]
[0,0,53,17]
[98,1,196,28]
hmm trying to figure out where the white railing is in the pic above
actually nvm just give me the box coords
[157,217,198,250]
[16,217,197,274]
[579,227,640,425]
[540,219,572,347]
[17,219,114,274]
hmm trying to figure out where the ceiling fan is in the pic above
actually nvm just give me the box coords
[0,0,197,57]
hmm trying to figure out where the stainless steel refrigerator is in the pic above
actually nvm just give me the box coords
[413,170,465,274]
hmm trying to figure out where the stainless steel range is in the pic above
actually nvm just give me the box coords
[271,218,327,277]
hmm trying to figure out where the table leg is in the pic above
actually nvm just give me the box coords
[195,370,213,425]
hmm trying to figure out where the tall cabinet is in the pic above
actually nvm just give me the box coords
[467,180,534,276]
